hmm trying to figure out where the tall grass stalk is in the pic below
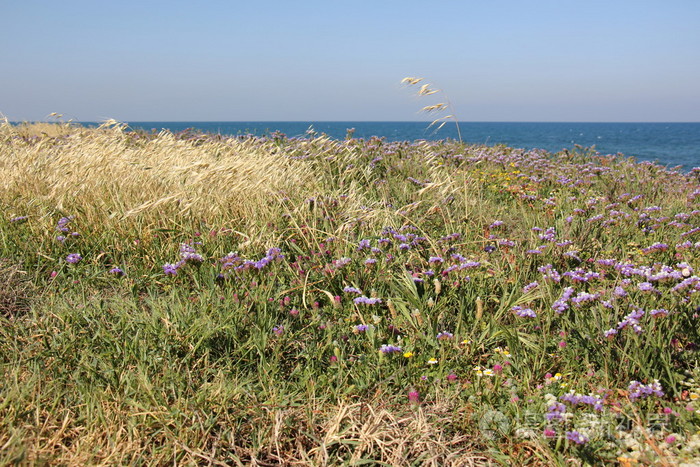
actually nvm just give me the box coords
[401,76,463,143]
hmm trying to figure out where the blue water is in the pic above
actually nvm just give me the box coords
[122,121,699,171]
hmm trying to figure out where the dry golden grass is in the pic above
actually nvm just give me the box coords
[0,121,319,245]
[0,398,499,466]
[4,121,81,138]
[0,259,33,318]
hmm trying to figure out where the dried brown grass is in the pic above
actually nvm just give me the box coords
[0,398,498,466]
[0,121,319,244]
[0,259,34,318]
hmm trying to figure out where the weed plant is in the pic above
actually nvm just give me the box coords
[1,121,699,465]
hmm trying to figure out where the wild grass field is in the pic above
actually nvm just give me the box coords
[1,120,699,465]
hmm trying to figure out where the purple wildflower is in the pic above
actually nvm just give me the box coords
[436,331,454,340]
[66,253,82,264]
[538,227,557,242]
[628,379,664,400]
[357,239,371,251]
[560,391,604,411]
[163,263,180,275]
[538,264,561,282]
[638,282,658,293]
[545,402,567,421]
[617,308,645,334]
[570,291,599,306]
[650,308,669,318]
[379,344,402,354]
[512,306,537,318]
[354,296,382,305]
[566,431,589,445]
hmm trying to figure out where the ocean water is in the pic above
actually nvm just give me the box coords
[122,121,699,171]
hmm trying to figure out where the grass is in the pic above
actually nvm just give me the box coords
[1,121,699,465]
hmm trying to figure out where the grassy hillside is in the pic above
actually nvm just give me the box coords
[1,121,699,465]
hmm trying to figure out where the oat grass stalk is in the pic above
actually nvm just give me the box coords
[401,76,463,143]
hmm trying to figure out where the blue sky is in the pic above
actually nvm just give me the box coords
[2,0,699,122]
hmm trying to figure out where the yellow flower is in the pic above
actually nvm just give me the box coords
[690,393,699,401]
[403,352,414,358]
[427,358,438,365]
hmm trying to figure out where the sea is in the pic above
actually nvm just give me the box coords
[112,121,698,171]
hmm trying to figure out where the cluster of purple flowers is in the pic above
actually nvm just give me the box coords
[545,402,567,421]
[538,264,561,283]
[559,391,604,411]
[616,307,645,334]
[570,291,600,306]
[512,305,536,318]
[562,268,601,283]
[353,296,382,305]
[628,379,664,400]
[552,287,575,313]
[66,253,82,264]
[436,331,454,340]
[439,232,461,243]
[55,215,79,243]
[179,243,204,264]
[379,344,402,354]
[163,263,180,275]
[536,227,557,242]
[357,239,371,251]
[637,281,658,293]
[565,430,589,445]
[220,247,285,274]
[379,226,428,252]
[642,242,669,253]
[332,257,352,269]
[649,308,669,317]
[163,241,206,275]
[671,276,700,293]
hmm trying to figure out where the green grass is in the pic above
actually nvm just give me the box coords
[1,121,699,465]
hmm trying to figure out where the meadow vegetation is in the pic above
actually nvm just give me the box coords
[1,120,699,465]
